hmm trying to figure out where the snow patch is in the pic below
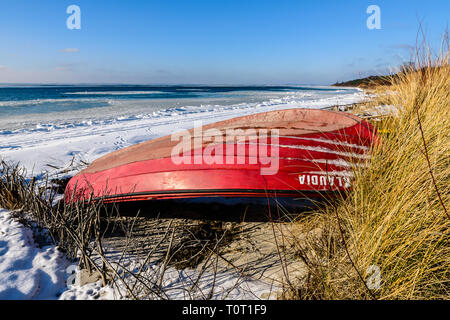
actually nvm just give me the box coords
[0,209,70,299]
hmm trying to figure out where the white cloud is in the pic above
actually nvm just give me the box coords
[60,48,79,53]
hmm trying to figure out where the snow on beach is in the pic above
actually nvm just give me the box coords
[0,209,70,299]
[0,87,365,299]
[0,208,279,300]
[0,207,279,300]
[60,261,277,300]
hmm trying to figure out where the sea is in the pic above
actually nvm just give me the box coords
[0,85,360,133]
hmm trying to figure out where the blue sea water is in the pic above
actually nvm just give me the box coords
[0,85,358,132]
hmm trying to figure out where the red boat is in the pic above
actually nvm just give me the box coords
[65,109,377,205]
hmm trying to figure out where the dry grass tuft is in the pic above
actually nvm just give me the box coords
[293,33,449,300]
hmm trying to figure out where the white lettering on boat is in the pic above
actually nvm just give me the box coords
[298,174,351,188]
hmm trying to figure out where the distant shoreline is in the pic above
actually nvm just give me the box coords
[332,74,392,88]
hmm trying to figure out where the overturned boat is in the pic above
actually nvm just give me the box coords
[65,109,377,207]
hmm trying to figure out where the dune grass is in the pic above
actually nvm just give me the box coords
[292,38,449,300]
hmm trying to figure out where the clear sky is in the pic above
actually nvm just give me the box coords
[0,0,448,85]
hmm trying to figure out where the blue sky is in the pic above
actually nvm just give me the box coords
[0,0,448,85]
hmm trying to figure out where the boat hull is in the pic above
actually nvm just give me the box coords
[65,109,377,203]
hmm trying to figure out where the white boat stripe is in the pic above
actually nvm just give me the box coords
[278,135,369,150]
[245,142,370,159]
